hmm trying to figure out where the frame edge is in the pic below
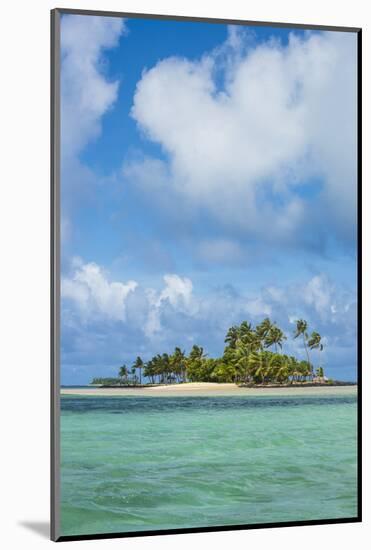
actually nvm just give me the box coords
[51,7,61,543]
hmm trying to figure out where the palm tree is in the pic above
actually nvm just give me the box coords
[187,345,207,382]
[224,325,242,365]
[294,319,312,379]
[239,329,261,352]
[234,340,253,383]
[289,356,300,383]
[171,347,187,382]
[144,359,156,384]
[298,360,311,382]
[239,321,253,340]
[248,351,266,384]
[224,325,240,348]
[275,355,290,383]
[255,318,273,350]
[118,364,128,385]
[152,354,163,383]
[133,356,144,385]
[189,345,205,361]
[308,331,324,374]
[233,324,264,383]
[212,360,236,383]
[161,353,171,383]
[265,325,286,353]
[130,365,137,384]
[265,352,279,381]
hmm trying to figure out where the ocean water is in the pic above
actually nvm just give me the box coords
[60,393,358,537]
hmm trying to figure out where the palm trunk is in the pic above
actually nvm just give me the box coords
[303,335,312,379]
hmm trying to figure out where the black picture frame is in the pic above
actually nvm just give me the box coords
[51,7,362,542]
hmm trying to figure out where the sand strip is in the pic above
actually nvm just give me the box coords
[61,382,357,398]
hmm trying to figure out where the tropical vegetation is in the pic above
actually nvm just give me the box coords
[91,318,328,386]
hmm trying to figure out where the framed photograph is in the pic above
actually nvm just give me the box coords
[51,8,361,542]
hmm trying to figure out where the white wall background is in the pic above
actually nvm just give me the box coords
[0,0,368,548]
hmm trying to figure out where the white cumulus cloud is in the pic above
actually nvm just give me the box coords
[60,14,126,250]
[128,28,357,245]
[61,14,126,159]
[62,259,137,322]
[145,274,195,336]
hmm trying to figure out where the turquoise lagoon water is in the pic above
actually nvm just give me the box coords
[60,393,358,536]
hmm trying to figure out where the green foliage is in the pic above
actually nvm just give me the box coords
[294,319,308,339]
[186,345,208,381]
[95,318,326,386]
[91,377,121,386]
[293,319,317,379]
[308,331,322,350]
[119,365,128,381]
[264,325,286,351]
[133,356,144,385]
[170,347,187,382]
[211,360,236,383]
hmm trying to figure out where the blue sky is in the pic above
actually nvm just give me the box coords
[60,14,358,384]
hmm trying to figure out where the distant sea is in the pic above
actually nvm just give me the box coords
[60,393,358,537]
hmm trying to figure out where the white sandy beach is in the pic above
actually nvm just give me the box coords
[61,382,357,398]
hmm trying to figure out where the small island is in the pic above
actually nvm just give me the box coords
[88,318,352,389]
